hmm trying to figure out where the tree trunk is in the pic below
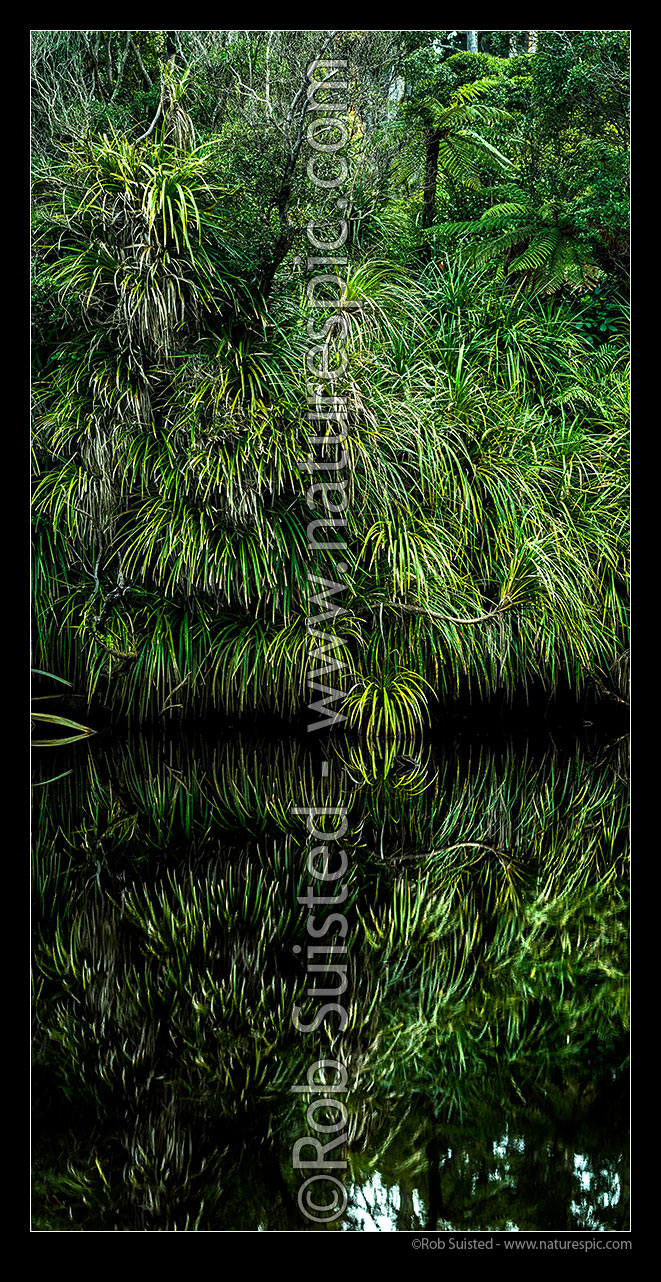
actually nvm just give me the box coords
[420,127,441,264]
[509,32,518,57]
[467,31,479,53]
[396,1176,415,1230]
[528,31,538,54]
[257,228,296,302]
[426,1136,442,1229]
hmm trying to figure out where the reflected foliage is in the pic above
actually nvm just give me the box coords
[32,732,628,1230]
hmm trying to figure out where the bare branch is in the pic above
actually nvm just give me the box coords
[108,32,132,104]
[128,35,153,90]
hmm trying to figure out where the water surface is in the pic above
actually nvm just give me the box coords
[32,729,629,1231]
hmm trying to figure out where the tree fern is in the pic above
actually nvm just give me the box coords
[439,187,601,293]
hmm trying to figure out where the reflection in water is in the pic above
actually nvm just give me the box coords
[341,1121,627,1233]
[340,1141,624,1233]
[344,1172,425,1232]
[32,731,629,1231]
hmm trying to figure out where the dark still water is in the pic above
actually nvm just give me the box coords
[32,729,629,1231]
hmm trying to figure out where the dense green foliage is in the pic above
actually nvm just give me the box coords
[31,30,629,739]
[31,32,630,1235]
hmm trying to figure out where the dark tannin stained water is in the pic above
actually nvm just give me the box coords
[31,727,629,1231]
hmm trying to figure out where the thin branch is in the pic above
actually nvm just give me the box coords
[85,32,107,104]
[128,35,153,90]
[135,61,174,142]
[108,32,132,105]
[265,30,273,122]
[105,32,114,97]
[379,597,513,627]
[160,674,192,716]
[591,671,629,706]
